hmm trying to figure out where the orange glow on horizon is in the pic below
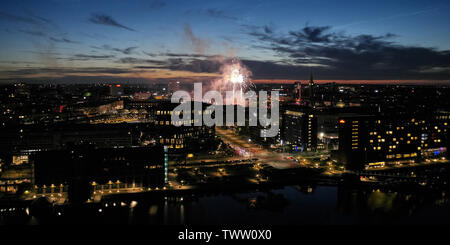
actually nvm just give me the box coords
[4,66,450,85]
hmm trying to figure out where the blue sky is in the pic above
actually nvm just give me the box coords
[1,0,450,83]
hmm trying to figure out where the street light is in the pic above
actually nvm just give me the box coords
[116,180,121,192]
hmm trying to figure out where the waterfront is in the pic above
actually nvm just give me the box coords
[2,182,450,225]
[113,185,450,225]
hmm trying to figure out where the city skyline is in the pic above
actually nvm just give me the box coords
[1,0,450,84]
[2,0,450,232]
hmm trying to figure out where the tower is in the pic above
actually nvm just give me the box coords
[309,72,314,86]
[308,72,314,99]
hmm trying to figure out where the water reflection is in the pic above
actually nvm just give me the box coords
[336,187,450,224]
[2,184,450,225]
[119,185,450,225]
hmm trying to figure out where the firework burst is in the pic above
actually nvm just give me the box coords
[209,58,254,106]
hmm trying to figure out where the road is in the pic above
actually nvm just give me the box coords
[215,127,302,169]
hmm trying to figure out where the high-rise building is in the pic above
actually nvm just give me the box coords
[309,73,314,86]
[282,105,317,152]
[338,112,449,170]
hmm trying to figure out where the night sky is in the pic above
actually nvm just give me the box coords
[1,0,450,84]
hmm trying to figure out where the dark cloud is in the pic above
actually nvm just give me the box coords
[117,57,167,66]
[89,13,136,31]
[133,65,164,69]
[0,11,48,25]
[92,45,138,54]
[204,8,239,21]
[49,37,79,44]
[288,26,333,43]
[166,58,222,73]
[123,52,326,79]
[118,53,302,76]
[118,55,222,74]
[0,67,131,78]
[245,24,450,80]
[157,56,316,79]
[19,29,46,37]
[69,54,115,61]
[241,59,317,79]
[74,54,114,59]
[22,8,51,24]
[185,8,240,21]
[142,51,158,57]
[161,53,215,58]
[114,46,137,55]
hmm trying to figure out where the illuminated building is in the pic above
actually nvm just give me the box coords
[109,84,123,97]
[294,81,302,104]
[282,105,317,152]
[300,73,315,106]
[127,100,216,152]
[82,100,124,116]
[32,145,165,201]
[338,112,449,170]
